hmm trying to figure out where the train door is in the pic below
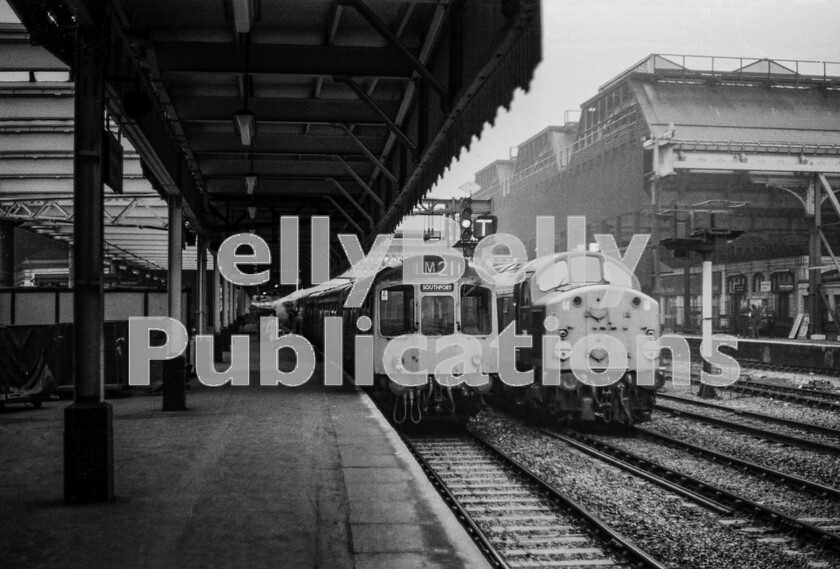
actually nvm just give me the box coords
[727,274,747,334]
[378,285,415,336]
[515,280,533,368]
[460,284,494,336]
[771,271,794,335]
[515,281,531,334]
[419,286,455,336]
[497,296,513,332]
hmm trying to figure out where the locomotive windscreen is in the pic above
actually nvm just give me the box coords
[538,256,602,291]
[421,296,455,336]
[380,285,415,336]
[460,285,493,335]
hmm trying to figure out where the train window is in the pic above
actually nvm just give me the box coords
[421,296,455,336]
[379,285,414,336]
[461,285,493,335]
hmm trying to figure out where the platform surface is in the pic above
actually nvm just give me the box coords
[0,335,489,569]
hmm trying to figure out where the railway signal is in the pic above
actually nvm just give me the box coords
[460,198,473,241]
[474,215,498,240]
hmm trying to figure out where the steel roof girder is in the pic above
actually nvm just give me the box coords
[323,194,364,235]
[189,132,386,156]
[175,96,401,124]
[155,42,416,79]
[326,177,373,226]
[0,40,70,72]
[198,156,370,179]
[337,0,447,105]
[336,123,398,185]
[650,143,840,177]
[335,155,386,207]
[334,75,417,156]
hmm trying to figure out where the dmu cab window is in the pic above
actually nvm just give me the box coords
[421,296,455,336]
[461,285,493,335]
[379,285,414,336]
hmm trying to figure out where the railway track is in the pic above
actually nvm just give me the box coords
[657,392,840,438]
[714,377,840,409]
[661,356,840,410]
[542,429,840,553]
[739,358,840,378]
[403,432,666,569]
[632,425,840,500]
[654,402,840,455]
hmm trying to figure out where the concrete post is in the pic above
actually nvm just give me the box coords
[164,196,185,411]
[221,278,229,328]
[698,255,716,398]
[196,236,207,335]
[702,258,712,351]
[683,256,691,333]
[0,220,15,287]
[808,176,823,336]
[64,22,113,504]
[167,197,183,321]
[67,247,73,289]
[650,177,661,300]
[212,250,221,333]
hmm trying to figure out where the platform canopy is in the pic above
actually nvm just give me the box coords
[5,0,541,276]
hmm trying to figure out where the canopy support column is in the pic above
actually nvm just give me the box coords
[0,220,14,287]
[163,195,186,410]
[64,21,113,505]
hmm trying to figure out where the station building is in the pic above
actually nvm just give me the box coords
[472,54,840,337]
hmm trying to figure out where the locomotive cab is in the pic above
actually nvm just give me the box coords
[493,251,662,425]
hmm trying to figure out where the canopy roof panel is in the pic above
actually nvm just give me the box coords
[5,0,541,278]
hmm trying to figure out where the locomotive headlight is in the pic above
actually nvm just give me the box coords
[645,328,656,337]
[559,373,580,391]
[553,340,573,360]
[558,328,569,339]
[642,340,660,360]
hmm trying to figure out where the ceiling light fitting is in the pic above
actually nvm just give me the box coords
[233,111,256,146]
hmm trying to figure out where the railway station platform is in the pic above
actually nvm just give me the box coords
[0,333,489,569]
[683,335,840,373]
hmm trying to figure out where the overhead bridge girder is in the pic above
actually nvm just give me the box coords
[652,145,840,177]
[647,135,840,337]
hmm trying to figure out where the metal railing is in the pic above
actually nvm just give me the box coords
[600,53,840,92]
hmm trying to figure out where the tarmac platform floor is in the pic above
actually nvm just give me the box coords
[0,335,490,569]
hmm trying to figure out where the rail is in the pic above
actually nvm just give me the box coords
[655,403,840,456]
[657,392,840,437]
[545,429,840,553]
[403,431,667,569]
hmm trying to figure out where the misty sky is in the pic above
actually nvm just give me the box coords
[3,1,839,199]
[433,0,840,197]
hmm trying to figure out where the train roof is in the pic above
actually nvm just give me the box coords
[376,260,484,285]
[492,250,640,293]
[284,256,488,305]
[276,276,354,305]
